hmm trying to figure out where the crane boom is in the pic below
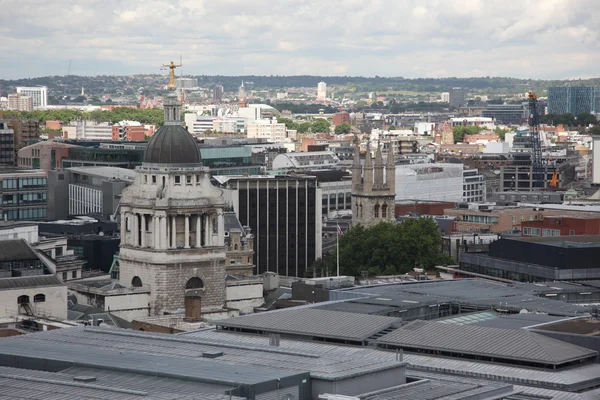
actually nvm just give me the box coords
[528,92,544,189]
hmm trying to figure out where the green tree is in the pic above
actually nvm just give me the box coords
[334,122,352,135]
[494,127,511,141]
[296,122,312,133]
[576,112,598,126]
[589,126,600,135]
[311,119,330,133]
[314,218,448,277]
[277,117,297,130]
[452,125,484,143]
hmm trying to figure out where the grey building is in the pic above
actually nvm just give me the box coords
[449,87,466,108]
[47,166,134,220]
[0,168,47,221]
[482,104,527,124]
[548,86,598,115]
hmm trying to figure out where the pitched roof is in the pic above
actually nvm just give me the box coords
[217,308,402,342]
[0,239,38,262]
[0,275,63,291]
[376,320,597,366]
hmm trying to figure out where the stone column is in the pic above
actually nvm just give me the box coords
[217,210,225,246]
[205,213,211,246]
[160,216,167,249]
[153,215,159,249]
[171,215,177,248]
[133,213,139,247]
[184,214,190,248]
[196,214,202,248]
[140,214,146,247]
[120,212,126,243]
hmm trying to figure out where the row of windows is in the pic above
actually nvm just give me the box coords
[2,177,47,190]
[2,192,47,205]
[3,207,47,221]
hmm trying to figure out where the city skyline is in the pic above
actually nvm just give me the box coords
[1,0,599,80]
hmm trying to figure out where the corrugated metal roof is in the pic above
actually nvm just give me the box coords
[0,275,63,291]
[315,301,399,315]
[217,308,402,341]
[377,320,596,366]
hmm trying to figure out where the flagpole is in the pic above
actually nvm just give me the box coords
[336,225,340,277]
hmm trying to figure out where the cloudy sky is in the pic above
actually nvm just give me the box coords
[1,0,599,79]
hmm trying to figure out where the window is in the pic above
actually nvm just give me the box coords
[152,175,157,183]
[72,271,77,279]
[132,276,143,287]
[33,294,46,303]
[62,272,67,280]
[144,175,148,183]
[512,216,517,224]
[569,230,576,236]
[374,204,380,218]
[185,277,204,289]
[55,247,63,257]
[382,203,388,218]
[186,175,192,185]
[520,216,525,222]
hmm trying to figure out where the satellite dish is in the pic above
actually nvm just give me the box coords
[519,309,529,314]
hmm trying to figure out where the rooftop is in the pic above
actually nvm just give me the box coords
[0,239,39,262]
[0,275,63,291]
[66,166,136,181]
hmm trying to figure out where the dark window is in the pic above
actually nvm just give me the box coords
[72,271,77,279]
[131,276,143,287]
[33,294,46,303]
[174,176,181,184]
[17,295,30,305]
[185,277,204,289]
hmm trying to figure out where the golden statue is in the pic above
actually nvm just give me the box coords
[162,60,182,89]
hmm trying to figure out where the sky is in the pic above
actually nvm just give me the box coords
[1,0,599,80]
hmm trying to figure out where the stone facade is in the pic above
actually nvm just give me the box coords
[351,141,396,228]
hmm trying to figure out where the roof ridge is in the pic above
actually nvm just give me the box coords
[524,330,557,363]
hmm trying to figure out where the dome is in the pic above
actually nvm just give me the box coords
[143,91,200,165]
[143,125,200,164]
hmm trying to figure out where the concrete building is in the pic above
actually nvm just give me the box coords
[175,77,197,89]
[213,84,224,102]
[17,141,80,173]
[118,90,232,319]
[440,92,450,103]
[47,166,134,220]
[449,87,466,108]
[482,104,527,124]
[0,168,47,221]
[272,151,340,172]
[0,120,15,165]
[7,93,33,111]
[463,168,486,203]
[395,163,464,202]
[16,86,48,108]
[351,142,396,227]
[246,119,287,142]
[215,175,322,278]
[74,120,113,140]
[317,81,327,100]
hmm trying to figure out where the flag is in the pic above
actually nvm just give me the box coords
[337,224,343,235]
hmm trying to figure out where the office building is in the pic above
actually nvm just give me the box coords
[74,120,113,140]
[317,81,327,100]
[482,104,528,124]
[7,93,33,111]
[246,118,288,142]
[17,141,80,172]
[216,175,322,277]
[0,121,15,165]
[463,168,486,203]
[548,86,598,115]
[175,77,197,89]
[61,142,145,169]
[47,166,134,220]
[351,142,396,227]
[440,92,450,103]
[213,84,224,102]
[395,163,464,202]
[449,87,466,108]
[0,169,47,221]
[16,86,48,108]
[272,151,340,171]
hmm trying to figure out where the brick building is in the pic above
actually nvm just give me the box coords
[522,215,600,237]
[395,200,456,217]
[332,112,350,126]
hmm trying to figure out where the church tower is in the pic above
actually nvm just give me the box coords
[118,88,229,320]
[351,139,396,228]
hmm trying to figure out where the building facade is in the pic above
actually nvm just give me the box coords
[17,141,79,173]
[0,121,14,165]
[246,119,287,142]
[548,86,598,115]
[521,215,600,237]
[463,168,486,203]
[213,85,224,102]
[7,94,33,111]
[317,82,327,100]
[0,169,47,221]
[74,120,113,140]
[351,142,396,227]
[449,87,466,108]
[482,104,527,125]
[118,91,230,319]
[16,86,47,108]
[216,175,322,278]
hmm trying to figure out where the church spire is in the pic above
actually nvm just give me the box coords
[374,141,384,188]
[364,141,373,193]
[351,135,362,191]
[386,142,396,192]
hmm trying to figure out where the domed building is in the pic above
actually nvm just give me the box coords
[118,91,230,320]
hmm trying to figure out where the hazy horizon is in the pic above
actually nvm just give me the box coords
[2,0,599,80]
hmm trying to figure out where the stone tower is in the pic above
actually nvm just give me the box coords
[351,139,396,228]
[118,90,228,320]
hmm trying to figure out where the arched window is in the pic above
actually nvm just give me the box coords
[17,295,30,305]
[359,204,363,218]
[234,243,238,250]
[131,276,143,287]
[186,277,204,290]
[33,294,46,303]
[382,203,388,218]
[374,204,380,218]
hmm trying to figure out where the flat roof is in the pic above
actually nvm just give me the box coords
[505,235,600,247]
[376,320,597,366]
[216,308,402,342]
[66,166,136,181]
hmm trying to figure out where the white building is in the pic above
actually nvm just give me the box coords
[317,82,327,100]
[16,86,48,108]
[593,136,600,185]
[213,118,238,134]
[247,119,287,142]
[463,168,486,203]
[440,92,450,103]
[450,117,495,129]
[176,77,197,89]
[8,93,33,111]
[75,120,113,140]
[395,163,464,202]
[272,151,340,171]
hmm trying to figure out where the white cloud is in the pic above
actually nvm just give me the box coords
[0,0,598,79]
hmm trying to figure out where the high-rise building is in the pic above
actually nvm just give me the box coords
[246,119,287,141]
[317,81,327,100]
[440,92,450,103]
[175,78,197,89]
[351,142,396,228]
[213,85,224,102]
[449,88,466,108]
[216,175,322,278]
[0,121,15,165]
[16,86,47,108]
[548,86,598,115]
[7,94,33,111]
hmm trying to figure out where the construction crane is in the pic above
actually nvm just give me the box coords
[63,59,72,107]
[528,92,545,189]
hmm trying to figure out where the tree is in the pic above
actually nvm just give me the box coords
[494,127,511,141]
[311,119,330,133]
[313,218,450,277]
[334,122,352,135]
[452,125,484,143]
[576,112,598,126]
[589,126,600,135]
[277,117,297,130]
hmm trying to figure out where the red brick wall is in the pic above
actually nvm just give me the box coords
[395,202,456,217]
[522,217,600,236]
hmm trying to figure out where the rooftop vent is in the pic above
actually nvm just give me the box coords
[202,351,224,359]
[73,376,97,383]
